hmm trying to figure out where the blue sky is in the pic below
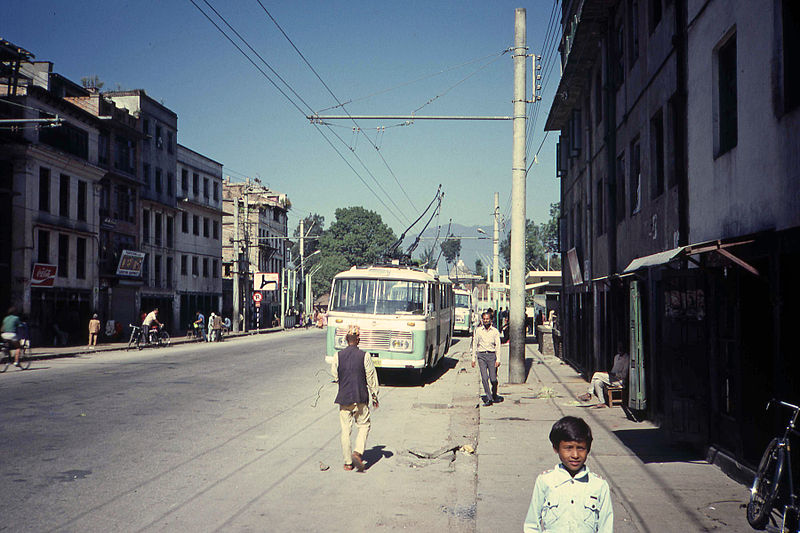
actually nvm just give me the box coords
[5,0,562,241]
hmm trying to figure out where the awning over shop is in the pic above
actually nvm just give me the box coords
[623,238,757,275]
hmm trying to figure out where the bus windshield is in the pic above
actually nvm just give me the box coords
[455,294,471,309]
[330,278,426,315]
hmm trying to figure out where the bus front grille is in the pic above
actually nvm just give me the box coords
[336,328,412,350]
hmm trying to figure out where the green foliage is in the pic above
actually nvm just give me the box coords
[312,207,397,297]
[440,237,461,265]
[499,202,561,271]
[417,244,437,269]
[474,258,486,278]
[290,214,324,269]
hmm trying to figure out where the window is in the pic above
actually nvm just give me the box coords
[142,253,149,284]
[155,124,163,150]
[76,237,86,279]
[649,0,662,34]
[596,179,605,235]
[39,167,50,212]
[77,180,87,221]
[58,234,69,277]
[615,19,625,89]
[155,213,163,246]
[59,174,70,218]
[181,255,187,276]
[154,255,161,287]
[783,0,800,112]
[213,259,219,278]
[651,109,665,198]
[595,71,603,125]
[155,168,163,194]
[193,173,199,196]
[167,131,174,154]
[167,172,174,197]
[114,136,135,174]
[143,119,149,138]
[213,181,219,201]
[114,185,135,223]
[37,230,50,263]
[39,121,88,160]
[616,153,626,222]
[193,215,199,236]
[203,217,209,238]
[668,94,684,187]
[213,220,219,240]
[192,256,198,276]
[717,33,738,155]
[143,164,150,189]
[142,209,150,243]
[166,216,174,248]
[629,1,639,66]
[203,178,209,199]
[182,211,188,233]
[203,258,209,278]
[99,132,109,166]
[570,109,582,156]
[181,169,188,193]
[630,138,641,215]
[166,257,173,286]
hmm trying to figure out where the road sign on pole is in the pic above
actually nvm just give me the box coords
[252,292,263,303]
[254,272,279,292]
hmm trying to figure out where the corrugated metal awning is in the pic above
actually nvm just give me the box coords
[622,238,757,275]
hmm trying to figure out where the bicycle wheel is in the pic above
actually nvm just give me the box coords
[0,347,10,373]
[158,331,170,347]
[127,331,137,351]
[747,437,784,529]
[17,343,31,370]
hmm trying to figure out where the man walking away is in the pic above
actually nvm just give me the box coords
[471,311,502,406]
[88,313,101,348]
[331,325,379,472]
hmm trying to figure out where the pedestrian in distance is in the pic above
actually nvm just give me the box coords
[523,416,613,532]
[142,308,162,344]
[193,311,207,341]
[1,306,22,366]
[578,342,629,406]
[87,313,101,348]
[331,325,379,472]
[471,311,502,406]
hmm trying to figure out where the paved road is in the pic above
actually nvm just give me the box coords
[0,330,478,532]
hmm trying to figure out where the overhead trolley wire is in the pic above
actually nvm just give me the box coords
[188,0,408,226]
[255,0,418,214]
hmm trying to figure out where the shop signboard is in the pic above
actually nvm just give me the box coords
[116,250,146,277]
[31,263,58,287]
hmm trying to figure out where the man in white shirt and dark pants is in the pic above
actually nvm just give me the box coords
[578,341,630,405]
[471,311,503,406]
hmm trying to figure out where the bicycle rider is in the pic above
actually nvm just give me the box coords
[2,306,22,366]
[142,308,162,345]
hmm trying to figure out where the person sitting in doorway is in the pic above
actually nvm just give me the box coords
[578,342,630,405]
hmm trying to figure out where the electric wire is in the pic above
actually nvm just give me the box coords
[255,0,418,214]
[188,0,408,225]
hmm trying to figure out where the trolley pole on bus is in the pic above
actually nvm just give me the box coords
[508,8,527,383]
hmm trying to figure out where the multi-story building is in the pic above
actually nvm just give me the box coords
[107,90,179,332]
[546,0,799,474]
[222,179,290,329]
[0,47,105,345]
[175,144,223,331]
[64,88,143,332]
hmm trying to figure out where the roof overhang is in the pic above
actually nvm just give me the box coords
[623,238,758,276]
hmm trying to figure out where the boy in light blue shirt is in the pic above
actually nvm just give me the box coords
[524,416,613,532]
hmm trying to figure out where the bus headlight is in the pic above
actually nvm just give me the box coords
[390,337,413,352]
[334,335,348,349]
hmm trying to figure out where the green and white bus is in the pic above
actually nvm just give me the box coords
[453,288,475,336]
[325,264,454,375]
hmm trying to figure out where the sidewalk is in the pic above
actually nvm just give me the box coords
[22,326,285,361]
[475,342,753,532]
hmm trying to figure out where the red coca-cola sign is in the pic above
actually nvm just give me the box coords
[31,263,58,287]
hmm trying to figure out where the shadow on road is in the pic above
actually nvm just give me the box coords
[613,427,705,463]
[378,356,458,387]
[363,445,393,471]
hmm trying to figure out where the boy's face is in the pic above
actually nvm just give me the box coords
[555,440,589,475]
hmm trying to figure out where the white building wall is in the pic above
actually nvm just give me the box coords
[687,0,800,242]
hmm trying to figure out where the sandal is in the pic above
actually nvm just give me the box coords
[343,464,354,471]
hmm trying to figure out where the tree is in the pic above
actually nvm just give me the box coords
[474,258,486,278]
[499,203,561,272]
[80,75,104,90]
[417,244,437,269]
[440,237,461,266]
[312,207,397,296]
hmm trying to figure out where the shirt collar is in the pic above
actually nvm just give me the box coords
[553,463,590,483]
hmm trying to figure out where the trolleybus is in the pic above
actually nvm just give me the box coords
[325,264,454,376]
[453,287,475,336]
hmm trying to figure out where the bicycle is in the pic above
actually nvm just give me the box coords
[0,337,31,372]
[127,324,143,351]
[747,399,800,531]
[146,324,170,348]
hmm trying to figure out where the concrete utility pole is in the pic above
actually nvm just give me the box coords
[299,219,304,312]
[492,192,500,316]
[509,8,527,383]
[232,197,241,333]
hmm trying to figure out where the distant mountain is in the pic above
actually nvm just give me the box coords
[400,223,508,276]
